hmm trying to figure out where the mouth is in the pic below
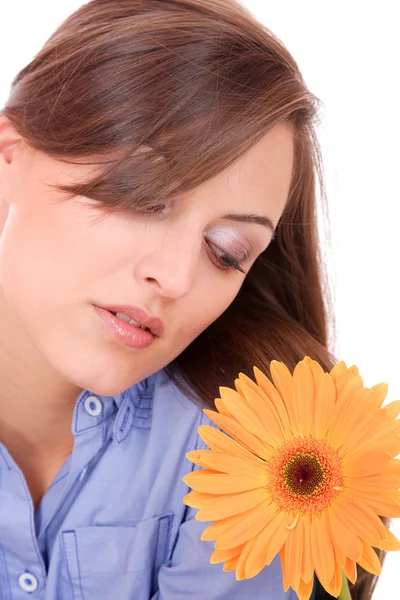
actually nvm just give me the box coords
[94,303,165,338]
[108,311,151,331]
[93,305,163,350]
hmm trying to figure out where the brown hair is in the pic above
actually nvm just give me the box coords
[1,0,385,597]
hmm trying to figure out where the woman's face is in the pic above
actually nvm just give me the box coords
[0,118,294,395]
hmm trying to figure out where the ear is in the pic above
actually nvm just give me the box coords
[0,115,22,165]
[0,116,24,205]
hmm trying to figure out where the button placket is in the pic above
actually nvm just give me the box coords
[0,459,47,595]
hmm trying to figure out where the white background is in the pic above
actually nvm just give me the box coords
[1,1,399,597]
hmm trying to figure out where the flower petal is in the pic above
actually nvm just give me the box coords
[310,516,335,588]
[344,420,400,458]
[280,547,290,592]
[218,386,276,445]
[244,510,289,578]
[214,397,232,417]
[339,410,387,456]
[235,535,258,580]
[337,497,400,550]
[186,450,267,478]
[357,541,382,576]
[270,361,295,426]
[329,360,348,383]
[237,372,289,441]
[314,373,336,439]
[345,488,400,517]
[195,488,268,521]
[253,366,292,438]
[284,518,303,591]
[215,500,277,550]
[384,459,400,478]
[333,497,381,547]
[332,364,360,397]
[327,506,363,561]
[292,361,314,436]
[223,555,239,571]
[304,356,326,385]
[383,400,400,421]
[344,557,357,584]
[210,544,245,564]
[329,388,370,447]
[264,512,293,566]
[182,490,219,508]
[330,530,346,569]
[197,425,266,466]
[343,451,392,477]
[369,382,389,410]
[301,516,314,584]
[183,469,265,494]
[377,526,400,551]
[297,577,314,600]
[201,507,255,541]
[324,561,343,598]
[325,514,347,569]
[241,385,284,444]
[203,409,272,460]
[345,474,400,494]
[333,375,364,416]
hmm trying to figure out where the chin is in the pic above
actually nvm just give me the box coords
[82,380,134,397]
[57,352,163,397]
[42,324,172,397]
[67,367,144,397]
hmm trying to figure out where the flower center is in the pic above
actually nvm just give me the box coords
[284,453,324,496]
[266,436,344,515]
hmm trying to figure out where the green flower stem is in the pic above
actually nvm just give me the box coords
[338,573,351,600]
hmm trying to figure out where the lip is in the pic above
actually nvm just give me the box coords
[93,306,157,350]
[94,304,165,337]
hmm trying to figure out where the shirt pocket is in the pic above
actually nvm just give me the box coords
[61,513,173,600]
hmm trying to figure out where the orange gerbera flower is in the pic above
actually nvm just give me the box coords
[182,356,400,600]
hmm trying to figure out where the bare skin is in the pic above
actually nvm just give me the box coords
[0,116,294,507]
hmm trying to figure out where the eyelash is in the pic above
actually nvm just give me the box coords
[137,204,169,216]
[215,252,247,274]
[138,206,248,275]
[205,239,247,275]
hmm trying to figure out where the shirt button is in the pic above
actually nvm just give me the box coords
[84,395,103,417]
[18,572,38,593]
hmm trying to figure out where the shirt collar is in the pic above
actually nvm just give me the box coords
[72,369,161,439]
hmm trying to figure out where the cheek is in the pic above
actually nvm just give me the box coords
[179,278,240,339]
[0,198,132,306]
[0,206,80,306]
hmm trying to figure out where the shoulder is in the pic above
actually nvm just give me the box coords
[116,368,215,524]
[122,367,216,455]
[153,368,216,451]
[153,368,208,420]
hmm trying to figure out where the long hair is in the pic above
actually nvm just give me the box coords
[1,1,383,597]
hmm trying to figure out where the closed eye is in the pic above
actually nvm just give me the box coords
[205,238,247,274]
[137,204,168,215]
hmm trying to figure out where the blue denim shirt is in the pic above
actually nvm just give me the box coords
[0,368,297,599]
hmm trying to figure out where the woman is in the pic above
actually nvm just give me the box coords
[0,0,381,598]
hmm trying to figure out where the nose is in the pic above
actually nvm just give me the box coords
[134,230,201,300]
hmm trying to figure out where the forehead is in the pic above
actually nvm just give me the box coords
[186,122,295,221]
[19,121,294,225]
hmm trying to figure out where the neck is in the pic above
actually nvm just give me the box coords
[0,292,81,463]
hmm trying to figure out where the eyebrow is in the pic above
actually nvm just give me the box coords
[222,213,276,238]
